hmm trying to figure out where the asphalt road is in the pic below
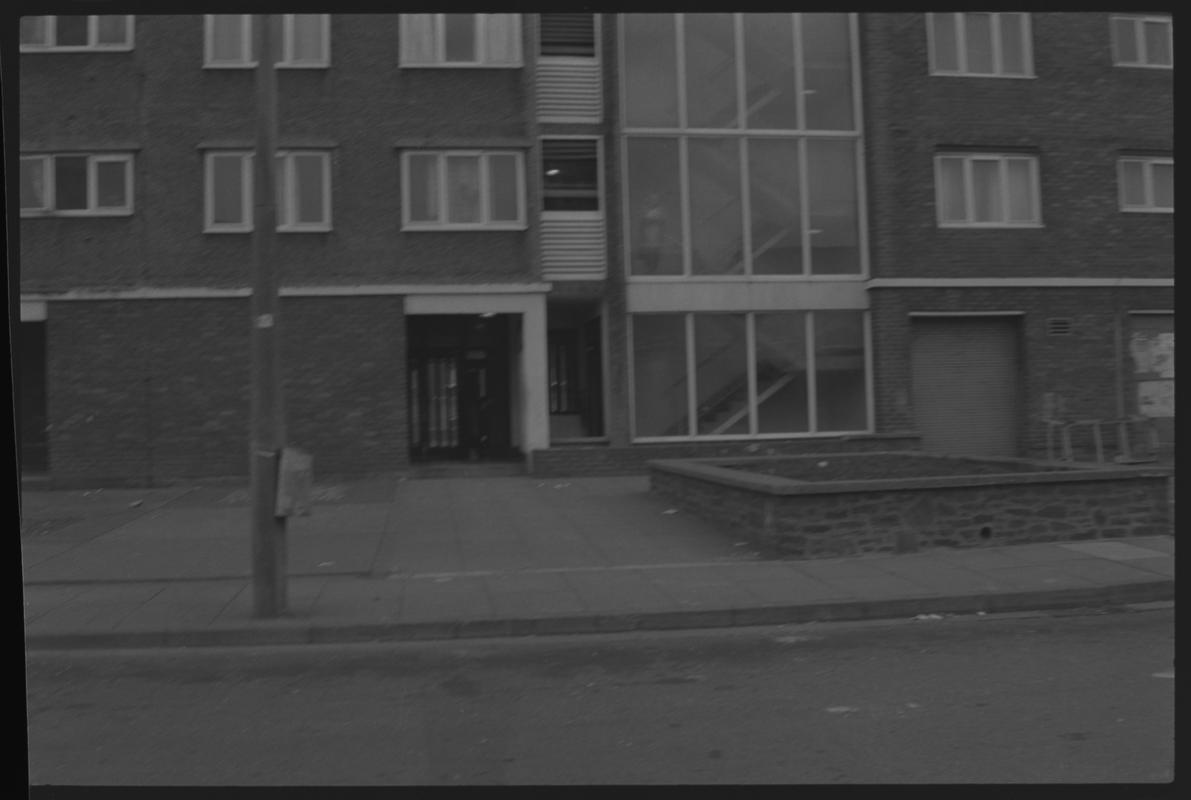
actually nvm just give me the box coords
[25,605,1174,786]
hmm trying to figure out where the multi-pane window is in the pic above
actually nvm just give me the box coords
[20,15,133,51]
[20,154,133,216]
[402,151,526,230]
[928,13,1033,77]
[540,13,596,58]
[1119,157,1174,212]
[204,151,332,232]
[1111,15,1173,68]
[620,13,863,278]
[631,311,869,439]
[204,15,330,68]
[542,139,600,213]
[935,153,1041,227]
[400,14,522,67]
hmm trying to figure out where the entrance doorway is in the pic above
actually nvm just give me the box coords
[547,300,605,441]
[407,314,516,461]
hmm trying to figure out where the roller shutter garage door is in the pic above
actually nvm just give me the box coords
[910,317,1021,458]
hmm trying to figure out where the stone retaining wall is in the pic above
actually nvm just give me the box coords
[650,454,1172,559]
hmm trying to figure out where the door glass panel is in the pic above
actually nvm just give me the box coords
[627,137,683,275]
[755,313,809,433]
[806,139,860,273]
[688,137,744,275]
[622,14,679,127]
[743,14,798,130]
[801,13,854,131]
[684,13,738,128]
[814,311,867,432]
[695,315,749,435]
[633,315,688,436]
[749,138,803,274]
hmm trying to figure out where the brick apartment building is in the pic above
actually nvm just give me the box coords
[16,13,1173,487]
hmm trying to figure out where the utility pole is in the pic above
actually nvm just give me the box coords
[250,14,287,617]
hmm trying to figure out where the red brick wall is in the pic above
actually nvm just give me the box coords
[45,296,408,486]
[861,13,1173,281]
[20,15,536,293]
[868,287,1175,459]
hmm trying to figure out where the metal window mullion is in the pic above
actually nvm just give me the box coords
[746,313,758,435]
[679,137,692,276]
[685,313,697,437]
[322,152,332,225]
[437,153,448,224]
[805,312,818,433]
[739,138,753,276]
[793,13,805,130]
[799,138,811,274]
[676,13,687,129]
[44,155,56,211]
[518,150,528,225]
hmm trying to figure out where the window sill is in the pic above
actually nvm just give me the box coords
[937,222,1044,229]
[1113,63,1173,70]
[398,62,523,69]
[1120,208,1174,214]
[928,70,1035,79]
[402,223,528,232]
[204,226,333,234]
[22,209,133,218]
[20,46,134,53]
[203,62,331,70]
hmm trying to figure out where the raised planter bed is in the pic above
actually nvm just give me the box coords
[649,452,1173,559]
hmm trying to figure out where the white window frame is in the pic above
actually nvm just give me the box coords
[20,153,134,217]
[204,150,333,233]
[203,14,331,69]
[628,310,873,441]
[927,12,1034,78]
[401,150,528,231]
[277,150,333,231]
[399,13,523,68]
[204,151,254,232]
[19,15,135,52]
[541,136,604,220]
[1110,15,1173,69]
[1118,157,1173,213]
[934,153,1043,228]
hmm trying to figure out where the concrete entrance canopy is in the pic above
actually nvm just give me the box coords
[405,287,551,455]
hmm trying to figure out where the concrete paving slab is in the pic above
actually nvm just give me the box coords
[728,563,857,604]
[559,568,680,613]
[399,575,495,622]
[482,571,589,618]
[806,572,938,600]
[311,577,405,620]
[1058,540,1174,561]
[969,565,1103,592]
[1128,536,1174,554]
[641,565,769,609]
[1053,558,1171,586]
[865,557,1019,594]
[992,542,1099,565]
[1115,557,1175,578]
[930,547,1027,570]
[100,507,248,541]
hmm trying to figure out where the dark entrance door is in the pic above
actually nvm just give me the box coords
[408,315,514,461]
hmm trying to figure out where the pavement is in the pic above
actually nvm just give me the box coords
[20,471,1175,651]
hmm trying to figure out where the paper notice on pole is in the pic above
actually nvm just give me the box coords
[275,447,313,517]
